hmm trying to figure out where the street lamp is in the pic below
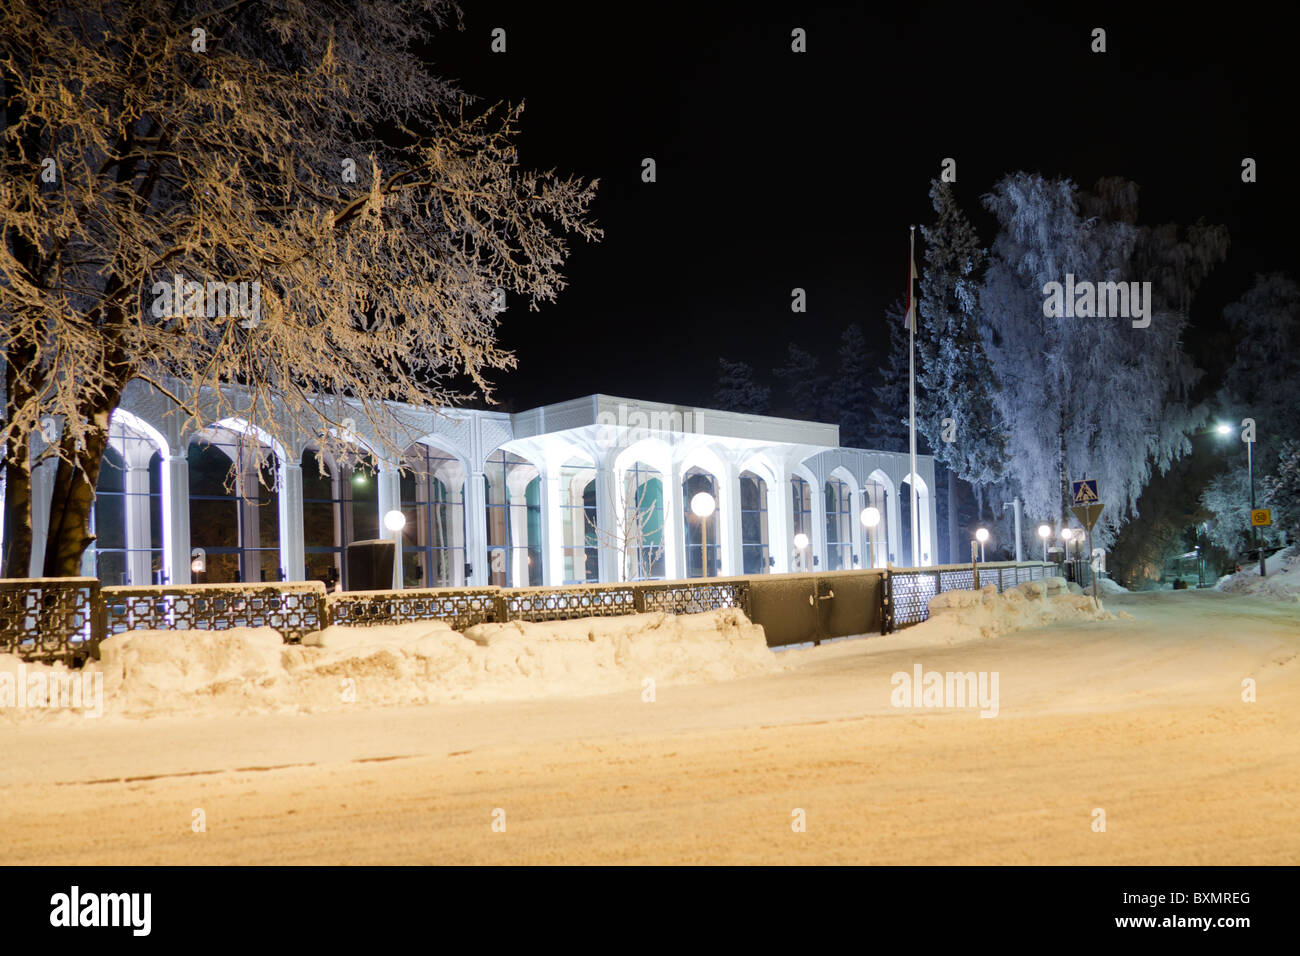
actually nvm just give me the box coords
[690,491,715,578]
[1037,524,1051,562]
[793,531,809,572]
[1215,419,1265,577]
[975,527,989,563]
[860,506,881,569]
[384,509,406,590]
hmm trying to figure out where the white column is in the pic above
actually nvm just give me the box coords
[414,471,431,587]
[163,453,191,585]
[812,477,829,572]
[594,463,616,583]
[541,472,563,586]
[720,468,742,577]
[508,493,529,587]
[465,470,488,586]
[278,458,305,581]
[124,463,153,585]
[237,457,261,583]
[770,468,792,573]
[664,462,684,580]
[887,485,902,566]
[450,482,467,586]
[377,459,401,589]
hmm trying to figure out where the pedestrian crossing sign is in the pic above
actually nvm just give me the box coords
[1071,479,1100,505]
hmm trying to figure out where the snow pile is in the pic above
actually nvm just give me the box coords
[29,608,777,719]
[1097,576,1130,595]
[908,578,1123,645]
[1215,547,1300,602]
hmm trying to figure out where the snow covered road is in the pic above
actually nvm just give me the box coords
[2,589,1296,864]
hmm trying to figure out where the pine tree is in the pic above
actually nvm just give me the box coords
[712,358,771,414]
[775,344,829,423]
[828,324,874,448]
[866,300,911,453]
[917,181,1007,486]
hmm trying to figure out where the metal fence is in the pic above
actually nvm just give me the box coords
[0,562,1059,663]
[103,583,328,643]
[0,577,100,665]
[888,561,1061,628]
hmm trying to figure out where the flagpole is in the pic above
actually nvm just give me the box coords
[907,225,921,566]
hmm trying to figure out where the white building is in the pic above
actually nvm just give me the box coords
[18,380,938,587]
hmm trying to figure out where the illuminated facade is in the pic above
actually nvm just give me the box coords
[17,380,938,586]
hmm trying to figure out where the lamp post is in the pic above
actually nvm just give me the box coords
[1216,421,1265,577]
[860,506,881,569]
[975,527,989,563]
[1037,524,1051,563]
[793,532,809,573]
[690,491,715,578]
[384,509,406,590]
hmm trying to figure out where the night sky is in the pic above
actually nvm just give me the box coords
[429,2,1296,415]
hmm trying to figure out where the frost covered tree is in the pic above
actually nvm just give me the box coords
[712,358,770,414]
[1199,273,1300,552]
[1263,441,1300,545]
[1,0,600,576]
[979,173,1225,543]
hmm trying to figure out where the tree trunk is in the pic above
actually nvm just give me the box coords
[41,407,114,578]
[1,444,33,578]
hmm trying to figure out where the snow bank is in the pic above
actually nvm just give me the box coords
[5,609,779,720]
[906,579,1124,645]
[1215,547,1300,602]
[1096,576,1130,596]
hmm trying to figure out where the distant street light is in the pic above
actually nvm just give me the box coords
[691,491,715,577]
[793,531,809,572]
[1037,524,1051,562]
[975,527,989,562]
[860,506,881,569]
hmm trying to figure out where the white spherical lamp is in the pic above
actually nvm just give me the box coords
[690,491,716,518]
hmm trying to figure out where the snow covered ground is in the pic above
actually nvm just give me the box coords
[2,587,1296,864]
[1,607,778,722]
[1216,545,1300,601]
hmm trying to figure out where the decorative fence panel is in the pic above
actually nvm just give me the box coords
[638,578,751,617]
[504,584,637,622]
[103,582,327,643]
[328,587,498,631]
[0,577,100,665]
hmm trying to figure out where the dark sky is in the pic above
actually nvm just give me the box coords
[428,1,1296,414]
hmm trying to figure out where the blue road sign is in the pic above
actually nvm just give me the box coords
[1071,479,1099,505]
